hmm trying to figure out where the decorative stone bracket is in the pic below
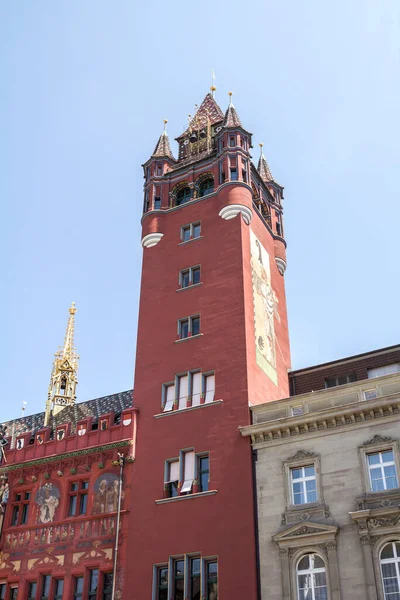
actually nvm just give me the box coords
[141,232,164,248]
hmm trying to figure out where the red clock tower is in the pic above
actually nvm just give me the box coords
[125,89,291,599]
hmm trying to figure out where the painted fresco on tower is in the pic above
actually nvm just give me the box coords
[250,230,280,385]
[92,473,122,514]
[35,483,60,524]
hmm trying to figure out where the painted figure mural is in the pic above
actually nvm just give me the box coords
[35,483,60,524]
[92,473,121,514]
[250,230,280,385]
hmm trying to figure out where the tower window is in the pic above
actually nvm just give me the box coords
[154,197,161,209]
[219,160,226,184]
[157,567,168,600]
[11,491,31,526]
[199,177,214,197]
[229,135,236,147]
[198,455,210,492]
[178,315,200,339]
[176,187,192,206]
[179,266,201,289]
[156,163,163,176]
[165,459,179,497]
[181,222,201,243]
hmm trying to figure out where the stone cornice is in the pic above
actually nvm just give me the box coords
[0,439,133,474]
[240,394,400,447]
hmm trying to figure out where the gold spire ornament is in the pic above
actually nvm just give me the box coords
[210,69,216,96]
[44,302,79,425]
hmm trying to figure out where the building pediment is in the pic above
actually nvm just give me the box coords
[273,521,338,548]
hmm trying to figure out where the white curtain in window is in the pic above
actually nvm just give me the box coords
[192,373,202,406]
[205,375,215,403]
[178,376,188,410]
[168,461,179,482]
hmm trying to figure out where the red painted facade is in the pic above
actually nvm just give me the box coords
[125,93,291,599]
[0,399,136,600]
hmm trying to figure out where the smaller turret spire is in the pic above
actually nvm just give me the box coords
[257,143,274,182]
[44,303,79,426]
[151,120,175,160]
[223,92,243,128]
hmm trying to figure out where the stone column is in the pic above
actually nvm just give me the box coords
[279,548,291,600]
[326,542,342,600]
[360,535,378,600]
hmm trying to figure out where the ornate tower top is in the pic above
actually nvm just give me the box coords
[44,303,79,425]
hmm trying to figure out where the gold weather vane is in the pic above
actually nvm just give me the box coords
[163,119,168,132]
[44,302,79,425]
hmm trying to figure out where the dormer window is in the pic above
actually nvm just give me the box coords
[176,187,192,206]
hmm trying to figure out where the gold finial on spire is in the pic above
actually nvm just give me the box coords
[163,119,168,132]
[45,303,79,425]
[228,91,233,106]
[210,69,216,96]
[259,142,264,155]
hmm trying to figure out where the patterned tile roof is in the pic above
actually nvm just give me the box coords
[1,390,133,449]
[257,153,274,183]
[223,103,242,128]
[152,131,176,161]
[176,93,224,140]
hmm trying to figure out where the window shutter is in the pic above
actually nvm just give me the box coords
[205,375,215,403]
[168,461,179,482]
[192,373,202,406]
[178,375,188,410]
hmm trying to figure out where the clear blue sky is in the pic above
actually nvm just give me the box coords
[1,1,399,422]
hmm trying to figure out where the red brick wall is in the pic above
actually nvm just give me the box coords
[126,178,291,599]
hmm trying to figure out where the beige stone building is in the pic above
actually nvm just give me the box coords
[241,347,400,600]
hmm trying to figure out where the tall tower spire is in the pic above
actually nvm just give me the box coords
[44,303,79,425]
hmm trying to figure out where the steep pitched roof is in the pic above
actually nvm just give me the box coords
[223,99,243,128]
[257,152,274,183]
[177,93,224,140]
[2,390,133,448]
[152,130,175,160]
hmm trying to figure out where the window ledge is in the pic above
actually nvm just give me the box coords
[154,399,223,419]
[176,282,203,293]
[155,490,218,504]
[178,236,203,246]
[175,334,203,344]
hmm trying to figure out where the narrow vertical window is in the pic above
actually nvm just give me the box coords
[291,465,317,505]
[368,451,399,492]
[179,319,189,339]
[73,576,84,600]
[102,574,113,600]
[88,569,99,599]
[190,558,201,600]
[191,372,202,407]
[192,267,201,285]
[0,585,5,600]
[380,542,400,600]
[154,197,162,209]
[41,575,51,600]
[181,451,195,493]
[28,582,37,600]
[182,225,191,242]
[68,483,78,516]
[165,460,179,497]
[10,589,18,600]
[11,494,21,526]
[79,481,89,515]
[180,270,190,288]
[198,455,210,492]
[54,580,64,600]
[191,316,200,336]
[178,375,189,410]
[206,562,218,600]
[204,374,215,403]
[219,161,226,184]
[163,384,175,412]
[174,560,185,600]
[229,135,236,147]
[157,567,168,600]
[192,223,201,239]
[297,554,327,600]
